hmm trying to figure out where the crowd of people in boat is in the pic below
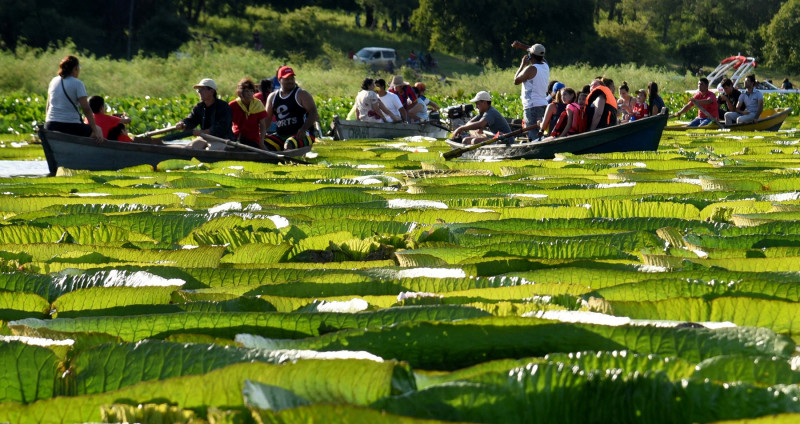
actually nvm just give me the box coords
[44,55,318,151]
[347,75,440,124]
[46,50,771,151]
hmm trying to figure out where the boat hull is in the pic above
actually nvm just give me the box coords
[666,107,791,131]
[38,128,310,174]
[332,117,449,140]
[445,110,668,160]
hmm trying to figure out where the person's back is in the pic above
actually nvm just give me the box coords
[587,82,618,129]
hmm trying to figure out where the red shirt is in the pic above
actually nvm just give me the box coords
[389,85,417,107]
[229,100,268,143]
[254,92,267,106]
[91,113,132,142]
[631,102,648,120]
[693,90,718,119]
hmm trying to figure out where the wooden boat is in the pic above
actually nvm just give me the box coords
[666,107,792,131]
[444,109,668,160]
[38,128,311,174]
[331,116,450,140]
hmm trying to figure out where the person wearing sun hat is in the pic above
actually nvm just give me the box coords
[451,90,512,145]
[389,75,425,122]
[171,77,233,147]
[263,66,319,150]
[514,43,549,141]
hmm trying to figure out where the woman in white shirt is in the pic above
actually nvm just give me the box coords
[45,55,103,140]
[355,78,397,122]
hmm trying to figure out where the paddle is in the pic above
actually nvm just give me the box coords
[691,99,726,129]
[133,125,178,140]
[442,124,538,161]
[199,133,309,165]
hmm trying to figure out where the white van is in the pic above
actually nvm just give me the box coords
[353,47,396,70]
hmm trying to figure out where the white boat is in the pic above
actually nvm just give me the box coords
[330,116,450,140]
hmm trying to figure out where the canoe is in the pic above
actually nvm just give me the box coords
[666,107,792,131]
[38,128,311,174]
[331,116,449,140]
[444,109,668,160]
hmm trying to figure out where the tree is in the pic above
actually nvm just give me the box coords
[412,0,597,67]
[761,0,800,73]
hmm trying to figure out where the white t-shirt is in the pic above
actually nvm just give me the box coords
[416,96,430,120]
[46,75,88,123]
[355,89,383,122]
[379,92,404,121]
[521,62,549,109]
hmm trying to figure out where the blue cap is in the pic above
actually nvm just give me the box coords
[552,81,565,92]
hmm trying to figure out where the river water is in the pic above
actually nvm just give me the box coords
[0,160,50,178]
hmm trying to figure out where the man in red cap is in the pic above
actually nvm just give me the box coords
[263,66,319,150]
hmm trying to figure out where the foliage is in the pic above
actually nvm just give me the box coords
[761,0,800,74]
[2,124,800,421]
[412,0,598,66]
[137,13,192,58]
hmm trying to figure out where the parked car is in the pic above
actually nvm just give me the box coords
[353,47,396,71]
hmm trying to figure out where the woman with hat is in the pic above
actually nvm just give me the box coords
[174,78,233,147]
[389,75,425,122]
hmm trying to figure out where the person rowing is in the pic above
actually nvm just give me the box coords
[451,91,513,145]
[171,78,233,148]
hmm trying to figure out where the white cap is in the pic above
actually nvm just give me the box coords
[192,78,217,91]
[469,91,492,102]
[528,44,545,56]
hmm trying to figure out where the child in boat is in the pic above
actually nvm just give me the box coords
[629,89,649,121]
[87,95,132,142]
[545,88,582,139]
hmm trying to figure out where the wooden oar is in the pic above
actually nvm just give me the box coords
[199,133,309,165]
[442,124,538,161]
[691,99,726,129]
[133,125,179,140]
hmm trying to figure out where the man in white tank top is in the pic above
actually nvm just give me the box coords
[514,43,549,141]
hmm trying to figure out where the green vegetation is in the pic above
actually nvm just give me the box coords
[2,128,800,421]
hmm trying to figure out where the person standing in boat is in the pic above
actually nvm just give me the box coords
[230,78,272,151]
[174,78,233,148]
[451,91,512,145]
[671,77,718,127]
[45,55,104,141]
[264,66,319,150]
[514,43,549,141]
[724,74,763,126]
[716,78,741,119]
